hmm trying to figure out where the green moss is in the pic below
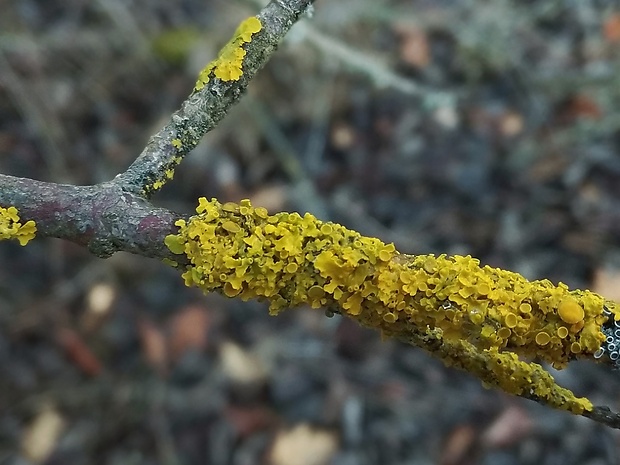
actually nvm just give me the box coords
[152,27,200,65]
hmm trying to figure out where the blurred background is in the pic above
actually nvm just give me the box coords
[2,0,620,464]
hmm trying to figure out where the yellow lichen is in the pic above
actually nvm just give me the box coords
[194,16,262,91]
[143,155,183,194]
[172,138,183,149]
[558,297,585,324]
[151,180,164,191]
[165,197,618,414]
[395,327,592,414]
[0,206,36,246]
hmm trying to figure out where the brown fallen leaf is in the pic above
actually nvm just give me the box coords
[592,267,620,303]
[481,406,533,449]
[225,405,276,438]
[394,23,430,68]
[55,327,102,377]
[440,424,477,465]
[137,316,168,376]
[168,305,210,360]
[559,94,603,123]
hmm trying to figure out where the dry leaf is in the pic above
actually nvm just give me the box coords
[21,404,65,463]
[331,122,355,150]
[168,305,210,360]
[603,13,620,42]
[561,94,602,122]
[440,424,477,465]
[225,405,275,437]
[481,406,533,448]
[394,23,430,68]
[499,111,524,137]
[56,327,102,377]
[138,317,168,375]
[219,341,267,385]
[268,424,339,465]
[80,282,116,332]
[86,283,116,315]
[592,268,620,303]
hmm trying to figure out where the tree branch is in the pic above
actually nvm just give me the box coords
[115,0,315,197]
[0,0,316,257]
[0,174,180,260]
[164,196,620,428]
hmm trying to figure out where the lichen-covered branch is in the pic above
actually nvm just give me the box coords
[116,0,315,197]
[394,326,620,429]
[1,0,619,431]
[0,0,316,256]
[164,196,620,426]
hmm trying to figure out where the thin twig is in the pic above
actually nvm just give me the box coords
[116,0,316,196]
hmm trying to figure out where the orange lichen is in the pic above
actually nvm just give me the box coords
[194,16,262,91]
[165,197,619,414]
[0,206,36,246]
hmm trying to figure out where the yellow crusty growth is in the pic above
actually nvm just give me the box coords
[393,326,594,414]
[143,154,183,195]
[165,197,618,414]
[194,16,262,91]
[0,206,36,246]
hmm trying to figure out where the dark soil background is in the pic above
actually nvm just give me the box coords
[2,1,620,464]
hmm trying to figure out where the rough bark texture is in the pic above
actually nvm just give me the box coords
[0,174,180,259]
